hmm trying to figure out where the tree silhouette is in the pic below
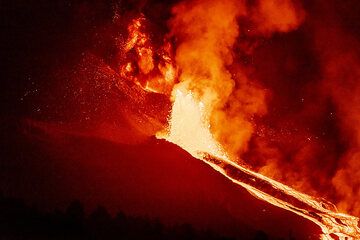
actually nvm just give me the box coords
[0,194,273,240]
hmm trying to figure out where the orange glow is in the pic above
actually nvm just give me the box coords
[119,0,360,237]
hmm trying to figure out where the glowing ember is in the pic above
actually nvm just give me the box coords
[159,87,360,240]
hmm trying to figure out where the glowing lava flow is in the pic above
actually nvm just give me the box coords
[158,89,360,240]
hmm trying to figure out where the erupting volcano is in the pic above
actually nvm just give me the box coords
[2,0,360,239]
[117,0,360,238]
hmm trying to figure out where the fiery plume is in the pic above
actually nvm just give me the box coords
[169,0,263,158]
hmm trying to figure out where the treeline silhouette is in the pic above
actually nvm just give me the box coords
[0,194,273,240]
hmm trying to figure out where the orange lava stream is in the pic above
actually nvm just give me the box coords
[157,89,360,240]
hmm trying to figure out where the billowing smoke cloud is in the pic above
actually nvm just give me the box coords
[168,0,245,104]
[168,0,304,158]
[168,0,253,157]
